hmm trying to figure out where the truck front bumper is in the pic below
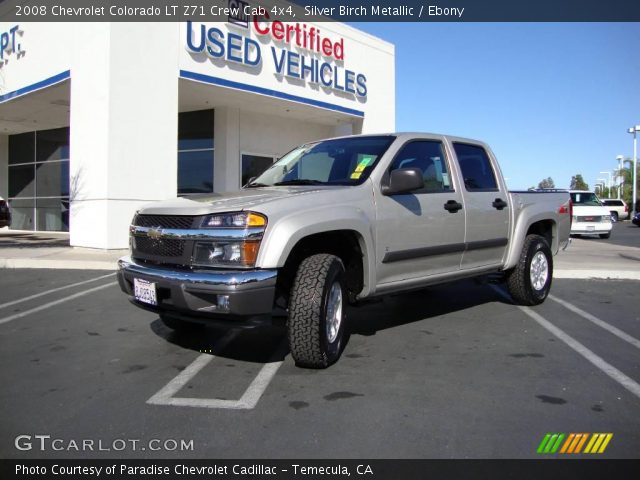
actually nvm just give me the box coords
[117,256,277,320]
[570,222,612,235]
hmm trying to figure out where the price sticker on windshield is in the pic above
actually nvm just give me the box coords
[351,156,374,179]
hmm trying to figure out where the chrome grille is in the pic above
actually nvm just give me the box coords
[577,215,602,222]
[134,215,196,229]
[133,237,185,258]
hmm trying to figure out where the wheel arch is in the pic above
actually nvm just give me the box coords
[504,216,557,270]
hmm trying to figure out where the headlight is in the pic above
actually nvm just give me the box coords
[194,212,267,267]
[201,212,266,228]
[193,241,261,267]
[572,215,578,222]
[601,215,611,223]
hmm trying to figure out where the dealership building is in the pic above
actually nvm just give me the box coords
[0,15,395,249]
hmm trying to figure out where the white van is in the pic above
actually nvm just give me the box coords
[569,190,613,239]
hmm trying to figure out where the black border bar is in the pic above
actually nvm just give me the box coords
[1,0,640,22]
[2,459,640,480]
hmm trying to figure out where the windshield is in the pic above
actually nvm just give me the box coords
[570,192,602,206]
[246,136,395,187]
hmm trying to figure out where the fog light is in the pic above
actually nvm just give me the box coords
[217,295,231,312]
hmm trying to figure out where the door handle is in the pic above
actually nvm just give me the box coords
[444,200,463,213]
[492,198,508,210]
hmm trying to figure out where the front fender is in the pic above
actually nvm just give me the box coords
[256,207,376,297]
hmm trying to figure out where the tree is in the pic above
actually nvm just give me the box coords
[537,177,555,189]
[570,174,589,191]
[615,164,639,208]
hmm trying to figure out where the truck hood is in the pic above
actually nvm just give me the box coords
[137,186,348,216]
[572,205,611,216]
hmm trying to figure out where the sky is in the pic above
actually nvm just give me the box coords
[354,22,640,190]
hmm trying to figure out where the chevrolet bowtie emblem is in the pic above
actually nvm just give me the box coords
[147,227,163,239]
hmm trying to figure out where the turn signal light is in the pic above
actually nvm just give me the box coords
[247,212,267,227]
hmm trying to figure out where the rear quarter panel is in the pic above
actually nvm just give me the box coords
[504,192,571,270]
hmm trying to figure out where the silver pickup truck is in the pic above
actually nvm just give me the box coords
[118,133,571,368]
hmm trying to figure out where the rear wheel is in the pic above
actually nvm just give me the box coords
[287,254,347,369]
[506,234,553,306]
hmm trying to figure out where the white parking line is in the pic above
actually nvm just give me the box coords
[147,332,285,410]
[549,294,640,350]
[0,282,118,326]
[491,286,640,400]
[0,273,116,311]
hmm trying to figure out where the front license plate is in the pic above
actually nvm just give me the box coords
[586,226,595,231]
[134,278,157,306]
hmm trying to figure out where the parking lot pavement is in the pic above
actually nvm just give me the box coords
[579,220,639,248]
[0,270,638,459]
[555,222,640,279]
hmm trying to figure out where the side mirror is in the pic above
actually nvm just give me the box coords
[382,168,424,195]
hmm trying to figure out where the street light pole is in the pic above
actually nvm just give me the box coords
[616,155,624,199]
[628,125,639,216]
[599,171,612,198]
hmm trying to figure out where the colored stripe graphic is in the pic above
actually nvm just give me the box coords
[584,433,613,454]
[537,433,565,454]
[560,433,575,453]
[539,433,613,454]
[574,433,589,453]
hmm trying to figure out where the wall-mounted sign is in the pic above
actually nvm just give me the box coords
[1,25,25,66]
[185,15,367,98]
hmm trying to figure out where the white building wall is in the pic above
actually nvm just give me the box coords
[0,22,73,93]
[69,23,180,249]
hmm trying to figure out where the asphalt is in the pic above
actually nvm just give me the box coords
[0,269,638,459]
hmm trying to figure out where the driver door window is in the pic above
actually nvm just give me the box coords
[389,141,453,192]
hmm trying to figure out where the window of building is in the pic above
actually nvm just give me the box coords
[453,143,498,191]
[389,140,453,192]
[7,127,70,231]
[178,109,214,195]
[241,153,276,186]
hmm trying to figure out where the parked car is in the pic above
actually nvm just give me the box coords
[633,212,640,227]
[118,133,571,368]
[0,197,11,228]
[569,190,612,239]
[601,199,629,222]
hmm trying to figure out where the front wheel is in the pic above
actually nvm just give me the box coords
[610,211,618,222]
[506,234,553,306]
[287,254,347,369]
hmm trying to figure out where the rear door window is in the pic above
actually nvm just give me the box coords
[453,143,498,191]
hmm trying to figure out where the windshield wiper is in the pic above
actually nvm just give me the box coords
[274,179,324,186]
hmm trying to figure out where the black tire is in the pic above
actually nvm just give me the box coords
[506,234,553,306]
[610,211,618,222]
[287,254,347,369]
[159,313,201,332]
[599,232,611,239]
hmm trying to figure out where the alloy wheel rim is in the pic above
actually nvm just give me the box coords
[530,251,549,291]
[325,282,343,343]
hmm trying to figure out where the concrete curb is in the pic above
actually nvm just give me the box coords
[0,259,118,270]
[553,269,640,280]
